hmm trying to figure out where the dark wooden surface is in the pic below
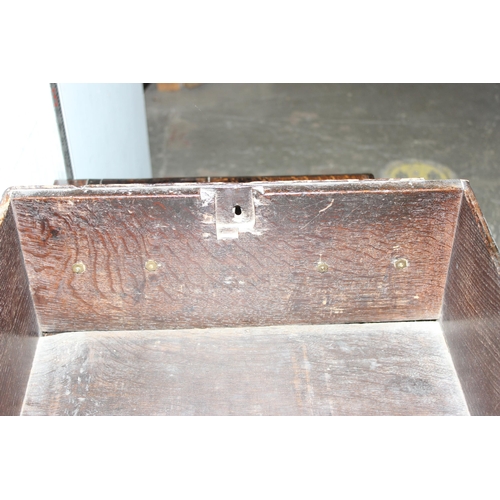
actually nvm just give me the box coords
[0,201,40,415]
[7,177,500,415]
[54,173,374,186]
[440,182,500,415]
[22,321,469,416]
[11,180,463,333]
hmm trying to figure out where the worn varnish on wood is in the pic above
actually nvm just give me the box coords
[440,182,500,415]
[0,199,39,415]
[22,322,468,416]
[11,179,462,332]
[54,173,375,186]
[1,177,500,415]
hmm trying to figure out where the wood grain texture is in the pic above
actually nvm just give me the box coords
[22,321,469,416]
[54,174,375,186]
[0,201,40,415]
[440,182,500,415]
[11,180,463,332]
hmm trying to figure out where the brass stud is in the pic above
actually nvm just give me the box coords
[145,259,158,272]
[394,258,409,269]
[316,262,329,273]
[72,262,86,274]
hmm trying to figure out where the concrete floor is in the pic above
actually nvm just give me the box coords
[145,83,500,242]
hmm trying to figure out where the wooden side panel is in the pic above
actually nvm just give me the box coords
[12,181,463,332]
[22,322,469,416]
[0,201,40,415]
[440,182,500,415]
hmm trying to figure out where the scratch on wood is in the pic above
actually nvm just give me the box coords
[318,199,335,214]
[302,344,314,415]
[300,198,334,229]
[291,353,303,411]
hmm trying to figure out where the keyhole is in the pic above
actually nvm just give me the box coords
[234,205,242,216]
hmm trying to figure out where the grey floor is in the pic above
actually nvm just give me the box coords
[145,83,500,243]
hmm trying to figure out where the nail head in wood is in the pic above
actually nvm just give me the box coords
[394,258,409,269]
[145,259,158,272]
[72,262,86,274]
[316,262,329,273]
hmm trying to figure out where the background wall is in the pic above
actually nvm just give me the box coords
[58,83,152,179]
[0,83,66,198]
[0,83,153,200]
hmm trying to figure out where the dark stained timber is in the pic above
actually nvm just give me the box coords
[22,322,468,416]
[440,182,500,415]
[11,180,463,333]
[0,177,499,415]
[0,200,39,415]
[54,173,375,186]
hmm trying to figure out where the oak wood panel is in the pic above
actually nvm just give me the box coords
[11,180,463,332]
[0,201,40,415]
[55,174,375,186]
[440,182,500,415]
[22,321,469,416]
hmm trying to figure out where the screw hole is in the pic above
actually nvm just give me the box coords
[234,205,242,216]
